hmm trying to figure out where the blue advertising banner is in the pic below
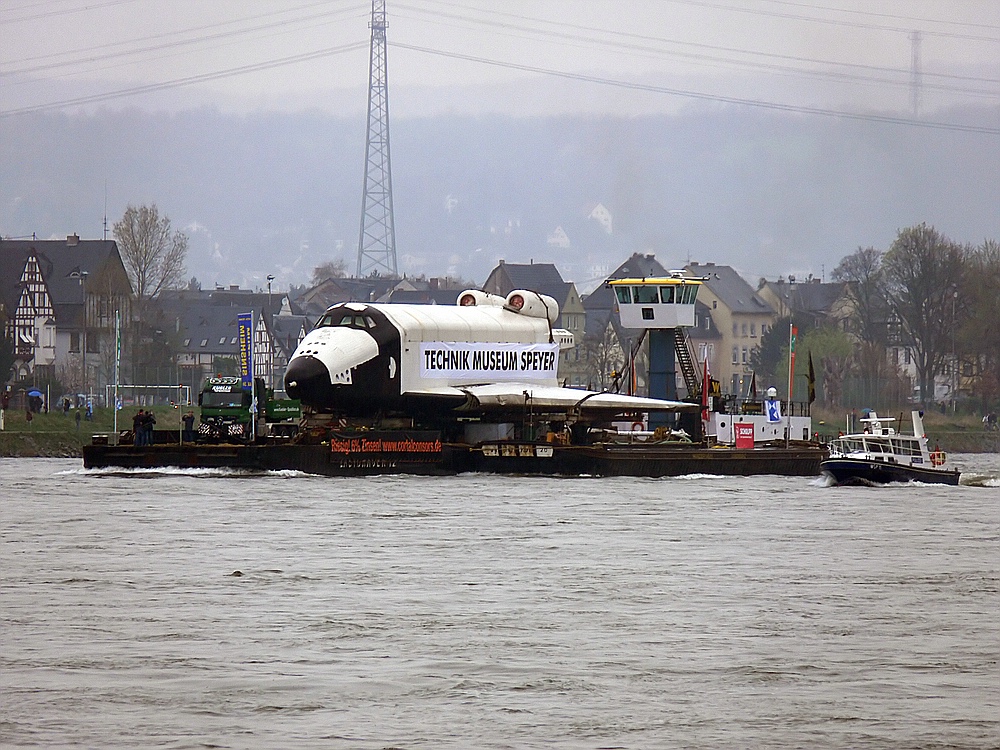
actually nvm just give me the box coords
[237,312,254,390]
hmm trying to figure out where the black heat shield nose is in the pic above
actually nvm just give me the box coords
[284,355,330,405]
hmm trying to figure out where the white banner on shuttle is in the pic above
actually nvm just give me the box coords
[420,342,559,380]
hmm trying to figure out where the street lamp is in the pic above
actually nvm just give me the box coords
[73,270,89,400]
[952,289,958,414]
[266,275,275,387]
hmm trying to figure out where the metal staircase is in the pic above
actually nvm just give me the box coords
[673,327,701,399]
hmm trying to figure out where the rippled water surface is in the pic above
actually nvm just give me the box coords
[3,456,999,749]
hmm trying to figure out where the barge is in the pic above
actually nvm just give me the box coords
[83,429,826,478]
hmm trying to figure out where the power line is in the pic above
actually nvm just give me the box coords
[389,41,1000,136]
[395,1,1000,96]
[0,0,140,25]
[760,0,1000,34]
[0,41,368,118]
[662,0,1000,43]
[3,2,364,77]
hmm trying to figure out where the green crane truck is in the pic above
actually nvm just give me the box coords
[197,376,301,442]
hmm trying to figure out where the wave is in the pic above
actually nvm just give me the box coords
[959,474,1000,488]
[56,466,310,479]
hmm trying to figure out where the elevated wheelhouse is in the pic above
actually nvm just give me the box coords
[608,276,702,329]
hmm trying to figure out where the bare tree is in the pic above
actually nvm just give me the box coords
[113,204,188,381]
[311,259,348,285]
[583,320,625,391]
[114,204,188,303]
[832,246,885,348]
[961,239,1000,410]
[882,224,966,405]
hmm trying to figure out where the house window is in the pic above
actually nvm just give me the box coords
[231,337,237,344]
[732,323,738,337]
[220,336,227,345]
[741,323,748,337]
[732,346,739,365]
[750,323,756,337]
[761,324,768,336]
[183,338,191,347]
[201,339,208,347]
[70,332,80,352]
[742,347,748,364]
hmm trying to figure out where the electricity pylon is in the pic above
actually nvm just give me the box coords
[356,0,398,278]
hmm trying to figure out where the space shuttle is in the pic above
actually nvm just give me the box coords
[284,289,696,419]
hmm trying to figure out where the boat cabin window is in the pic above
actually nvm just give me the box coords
[634,286,659,304]
[890,438,920,457]
[839,438,865,453]
[867,438,891,453]
[614,283,698,305]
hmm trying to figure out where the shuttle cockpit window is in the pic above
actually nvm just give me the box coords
[660,286,675,303]
[614,287,632,305]
[316,312,377,330]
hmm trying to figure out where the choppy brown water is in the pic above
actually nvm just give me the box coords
[2,456,999,749]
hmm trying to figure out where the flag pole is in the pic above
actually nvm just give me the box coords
[786,323,795,448]
[113,309,120,439]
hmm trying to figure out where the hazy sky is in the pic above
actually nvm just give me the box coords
[3,0,999,118]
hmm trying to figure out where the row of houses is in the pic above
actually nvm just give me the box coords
[5,235,931,406]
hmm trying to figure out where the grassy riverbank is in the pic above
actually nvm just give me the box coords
[0,406,193,457]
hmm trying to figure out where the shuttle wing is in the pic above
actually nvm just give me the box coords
[409,383,696,415]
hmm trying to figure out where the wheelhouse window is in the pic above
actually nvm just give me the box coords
[614,283,698,305]
[634,286,659,304]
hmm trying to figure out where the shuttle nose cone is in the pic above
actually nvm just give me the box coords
[284,355,329,404]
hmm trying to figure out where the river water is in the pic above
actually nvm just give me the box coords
[2,456,999,749]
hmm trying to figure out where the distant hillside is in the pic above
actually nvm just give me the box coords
[2,104,998,290]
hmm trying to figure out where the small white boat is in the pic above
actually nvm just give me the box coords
[821,410,960,486]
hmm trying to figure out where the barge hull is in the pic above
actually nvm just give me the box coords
[83,439,825,478]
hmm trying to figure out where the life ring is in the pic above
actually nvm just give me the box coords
[930,451,945,466]
[631,421,644,432]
